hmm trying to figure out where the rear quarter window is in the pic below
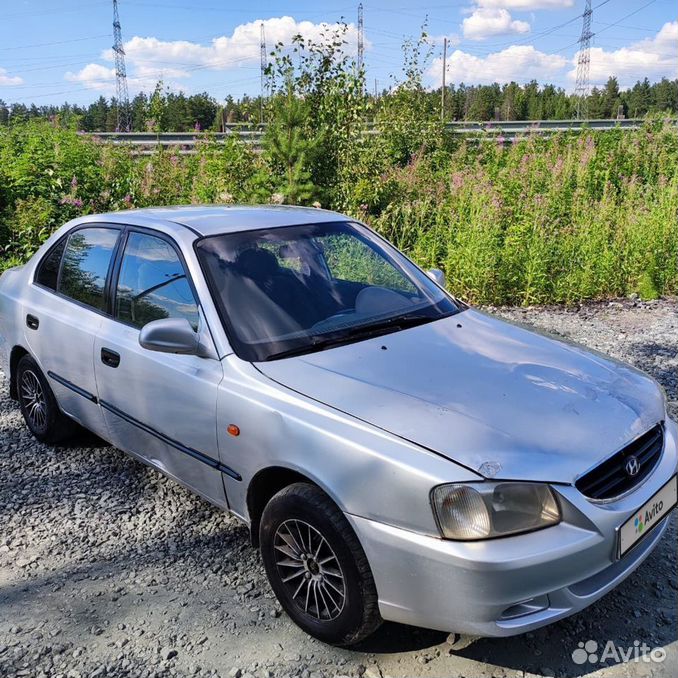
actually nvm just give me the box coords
[35,237,67,290]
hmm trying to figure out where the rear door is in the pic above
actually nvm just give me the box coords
[93,228,228,508]
[24,225,121,436]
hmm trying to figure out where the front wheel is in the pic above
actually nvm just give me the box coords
[259,482,382,646]
[16,354,77,444]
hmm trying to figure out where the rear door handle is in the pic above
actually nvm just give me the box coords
[101,348,120,368]
[26,314,39,330]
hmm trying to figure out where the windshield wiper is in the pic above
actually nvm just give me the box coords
[263,313,440,361]
[263,336,331,361]
[343,312,436,337]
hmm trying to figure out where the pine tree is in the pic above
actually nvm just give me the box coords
[601,77,622,117]
[263,85,318,205]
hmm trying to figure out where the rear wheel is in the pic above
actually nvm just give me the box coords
[259,482,381,646]
[16,355,77,444]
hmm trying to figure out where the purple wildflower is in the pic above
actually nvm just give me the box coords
[60,196,83,208]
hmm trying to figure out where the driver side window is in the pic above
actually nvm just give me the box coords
[115,232,199,331]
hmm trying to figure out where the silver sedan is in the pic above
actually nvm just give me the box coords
[0,206,675,646]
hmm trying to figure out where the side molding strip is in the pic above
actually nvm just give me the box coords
[99,399,242,481]
[47,371,98,403]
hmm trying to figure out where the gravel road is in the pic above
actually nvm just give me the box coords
[1,298,676,678]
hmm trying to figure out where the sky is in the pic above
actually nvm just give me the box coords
[0,0,676,106]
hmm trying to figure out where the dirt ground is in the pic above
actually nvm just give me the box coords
[1,298,676,678]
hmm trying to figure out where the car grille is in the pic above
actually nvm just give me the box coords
[575,424,664,501]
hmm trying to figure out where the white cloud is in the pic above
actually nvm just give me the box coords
[66,16,366,93]
[428,45,567,87]
[429,33,462,48]
[477,0,573,9]
[0,67,23,86]
[569,20,678,88]
[65,63,116,91]
[462,8,531,41]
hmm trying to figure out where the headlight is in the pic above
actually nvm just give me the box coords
[431,482,561,540]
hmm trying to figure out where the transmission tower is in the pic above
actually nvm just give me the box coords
[260,22,267,124]
[357,3,364,74]
[112,0,131,131]
[574,0,593,120]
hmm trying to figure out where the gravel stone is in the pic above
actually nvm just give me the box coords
[0,298,676,677]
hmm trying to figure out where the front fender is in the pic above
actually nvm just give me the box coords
[216,355,481,536]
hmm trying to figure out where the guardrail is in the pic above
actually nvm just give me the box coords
[91,118,672,154]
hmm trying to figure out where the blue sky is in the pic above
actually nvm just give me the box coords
[1,0,676,106]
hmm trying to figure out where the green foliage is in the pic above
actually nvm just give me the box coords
[263,86,319,204]
[1,103,676,304]
[265,23,368,206]
[364,122,678,305]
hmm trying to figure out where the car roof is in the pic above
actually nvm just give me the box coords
[75,205,350,237]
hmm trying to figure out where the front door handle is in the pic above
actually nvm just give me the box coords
[26,314,39,330]
[101,348,120,368]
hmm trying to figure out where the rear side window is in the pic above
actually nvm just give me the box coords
[115,231,199,330]
[58,227,119,311]
[35,237,67,290]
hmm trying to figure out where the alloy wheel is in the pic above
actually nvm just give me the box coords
[20,369,47,431]
[273,518,346,621]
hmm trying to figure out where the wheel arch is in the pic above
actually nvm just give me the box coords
[9,345,29,400]
[247,466,328,547]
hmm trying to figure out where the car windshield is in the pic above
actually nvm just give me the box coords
[196,221,459,361]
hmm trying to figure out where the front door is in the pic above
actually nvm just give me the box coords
[93,229,227,508]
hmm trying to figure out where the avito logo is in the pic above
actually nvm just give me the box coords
[635,500,665,535]
[572,640,666,665]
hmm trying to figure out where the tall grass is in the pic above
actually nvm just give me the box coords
[0,119,676,305]
[369,124,678,304]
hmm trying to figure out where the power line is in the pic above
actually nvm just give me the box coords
[0,35,110,52]
[1,1,109,19]
[594,0,658,37]
[466,0,613,55]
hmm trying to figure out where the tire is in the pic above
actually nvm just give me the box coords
[15,354,77,444]
[259,482,382,646]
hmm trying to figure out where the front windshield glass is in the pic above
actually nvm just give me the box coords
[196,221,459,361]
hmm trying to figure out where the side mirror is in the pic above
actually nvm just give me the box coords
[139,318,199,355]
[426,268,446,288]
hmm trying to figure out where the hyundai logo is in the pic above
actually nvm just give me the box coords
[625,455,641,477]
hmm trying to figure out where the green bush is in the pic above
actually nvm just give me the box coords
[1,115,676,305]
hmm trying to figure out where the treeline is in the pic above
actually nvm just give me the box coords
[442,77,678,122]
[1,76,676,132]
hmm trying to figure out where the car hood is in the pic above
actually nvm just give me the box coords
[257,309,665,484]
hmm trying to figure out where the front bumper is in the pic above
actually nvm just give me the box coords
[347,418,678,637]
